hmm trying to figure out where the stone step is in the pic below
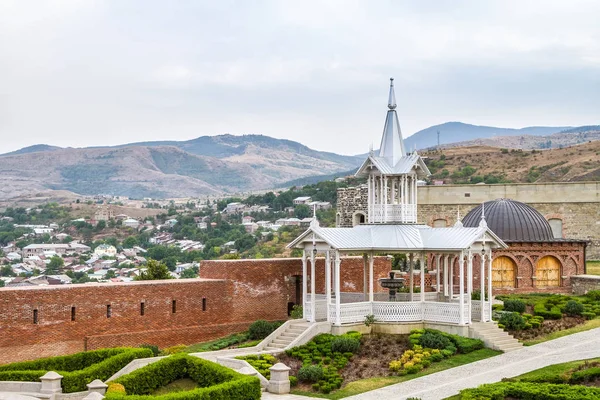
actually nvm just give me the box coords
[497,344,523,352]
[478,332,511,339]
[280,333,297,339]
[272,339,294,346]
[287,328,305,335]
[492,338,520,347]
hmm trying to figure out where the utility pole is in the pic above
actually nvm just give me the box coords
[437,130,441,151]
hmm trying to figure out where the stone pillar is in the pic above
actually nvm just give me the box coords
[268,363,291,394]
[40,371,63,394]
[87,380,108,395]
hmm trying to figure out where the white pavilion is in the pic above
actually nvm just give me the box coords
[288,79,508,329]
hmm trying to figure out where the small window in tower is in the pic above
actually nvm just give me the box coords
[33,309,39,324]
[140,302,145,316]
[202,297,207,311]
[172,300,177,314]
[107,305,112,318]
[71,306,76,321]
[464,193,471,198]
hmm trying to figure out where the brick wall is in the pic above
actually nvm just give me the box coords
[0,256,391,364]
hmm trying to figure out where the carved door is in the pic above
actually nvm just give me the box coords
[492,256,516,288]
[536,256,561,287]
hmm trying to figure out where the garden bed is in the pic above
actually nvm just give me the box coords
[454,357,600,399]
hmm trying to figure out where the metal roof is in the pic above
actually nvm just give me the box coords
[288,223,507,252]
[463,199,554,242]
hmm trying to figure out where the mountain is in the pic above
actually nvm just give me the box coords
[404,122,572,151]
[0,144,62,157]
[0,135,363,200]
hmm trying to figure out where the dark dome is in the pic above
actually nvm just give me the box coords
[462,198,554,242]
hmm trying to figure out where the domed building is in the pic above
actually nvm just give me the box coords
[461,199,587,293]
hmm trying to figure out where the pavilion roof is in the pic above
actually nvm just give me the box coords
[287,223,507,252]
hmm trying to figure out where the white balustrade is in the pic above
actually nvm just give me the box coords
[372,301,422,322]
[370,204,417,223]
[423,301,461,324]
[304,300,328,321]
[471,300,491,321]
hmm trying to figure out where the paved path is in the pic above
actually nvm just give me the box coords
[344,328,600,400]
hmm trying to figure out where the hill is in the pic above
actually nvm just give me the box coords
[0,144,62,157]
[0,136,363,200]
[404,122,572,150]
[421,141,600,184]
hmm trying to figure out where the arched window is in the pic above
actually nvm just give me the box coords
[492,256,516,288]
[536,256,561,287]
[548,218,563,239]
[433,219,447,228]
[352,212,366,227]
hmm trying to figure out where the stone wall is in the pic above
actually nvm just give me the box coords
[571,275,600,295]
[337,181,600,258]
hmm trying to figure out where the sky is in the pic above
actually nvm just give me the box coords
[1,0,599,155]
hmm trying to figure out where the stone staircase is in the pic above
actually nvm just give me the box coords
[470,322,523,352]
[261,321,312,351]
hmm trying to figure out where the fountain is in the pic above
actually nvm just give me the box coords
[379,271,405,301]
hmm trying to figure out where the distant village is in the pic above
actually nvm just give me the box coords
[0,193,333,288]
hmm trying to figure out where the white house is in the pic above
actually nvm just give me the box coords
[123,218,140,229]
[293,196,312,205]
[94,244,117,258]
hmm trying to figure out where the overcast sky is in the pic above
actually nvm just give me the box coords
[1,0,599,155]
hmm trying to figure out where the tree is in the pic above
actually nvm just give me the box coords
[46,255,64,274]
[294,204,312,219]
[0,280,4,287]
[122,236,139,249]
[0,265,16,277]
[105,270,116,279]
[180,266,199,279]
[135,259,172,281]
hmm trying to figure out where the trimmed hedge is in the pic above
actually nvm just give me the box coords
[503,298,526,313]
[105,354,261,400]
[460,381,600,399]
[422,329,484,354]
[0,348,152,393]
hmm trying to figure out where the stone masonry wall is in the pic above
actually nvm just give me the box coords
[336,186,368,227]
[571,275,600,295]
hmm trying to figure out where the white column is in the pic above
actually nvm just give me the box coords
[401,176,406,222]
[436,254,441,293]
[367,175,371,223]
[443,255,449,297]
[467,250,473,324]
[409,253,414,302]
[391,178,396,205]
[334,251,341,326]
[302,250,307,320]
[420,252,425,303]
[449,256,454,298]
[459,252,465,325]
[310,247,316,323]
[363,254,368,301]
[488,252,493,321]
[326,250,331,322]
[369,252,374,302]
[383,176,388,222]
[480,252,485,322]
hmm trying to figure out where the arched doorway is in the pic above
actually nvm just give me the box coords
[492,256,516,288]
[352,212,366,227]
[536,256,561,287]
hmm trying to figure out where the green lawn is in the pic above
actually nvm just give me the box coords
[291,348,501,399]
[153,378,198,395]
[523,318,600,346]
[445,357,600,399]
[183,332,259,353]
[587,261,600,275]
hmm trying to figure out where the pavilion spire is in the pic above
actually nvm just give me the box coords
[378,78,406,166]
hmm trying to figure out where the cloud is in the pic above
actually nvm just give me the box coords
[0,0,599,155]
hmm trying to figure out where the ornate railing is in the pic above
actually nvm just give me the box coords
[471,300,491,321]
[373,301,422,322]
[423,301,461,324]
[329,302,373,324]
[304,299,329,321]
[370,204,417,223]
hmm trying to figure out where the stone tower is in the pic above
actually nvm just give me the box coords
[338,79,430,227]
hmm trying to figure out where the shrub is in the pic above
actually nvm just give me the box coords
[289,376,298,387]
[107,354,261,400]
[248,320,279,340]
[364,314,376,327]
[564,300,584,316]
[499,312,527,330]
[460,381,600,400]
[290,305,303,319]
[586,290,600,301]
[298,365,324,383]
[0,348,153,393]
[107,383,126,394]
[139,344,159,357]
[503,299,526,313]
[418,332,451,350]
[582,312,596,320]
[331,337,360,354]
[161,344,187,355]
[533,302,562,320]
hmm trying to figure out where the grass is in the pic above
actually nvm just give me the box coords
[183,332,258,353]
[587,261,600,275]
[290,348,501,399]
[152,378,198,395]
[523,318,600,346]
